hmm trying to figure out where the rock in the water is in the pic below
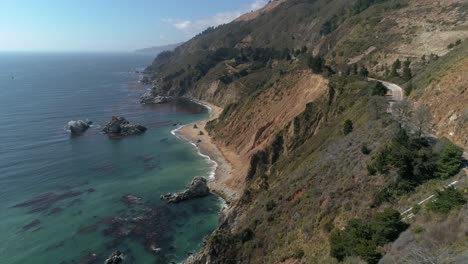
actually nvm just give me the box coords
[105,250,123,264]
[161,177,210,203]
[67,120,92,134]
[140,92,170,104]
[102,116,146,137]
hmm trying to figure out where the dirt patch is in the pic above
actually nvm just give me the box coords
[415,57,468,149]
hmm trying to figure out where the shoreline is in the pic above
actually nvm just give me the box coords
[171,98,242,203]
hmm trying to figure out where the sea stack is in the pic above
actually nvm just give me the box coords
[102,116,147,137]
[161,177,210,203]
[67,120,92,135]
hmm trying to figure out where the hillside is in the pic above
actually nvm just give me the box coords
[144,0,468,263]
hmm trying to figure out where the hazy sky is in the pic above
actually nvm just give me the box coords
[0,0,268,52]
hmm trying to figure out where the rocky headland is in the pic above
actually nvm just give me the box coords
[140,92,172,104]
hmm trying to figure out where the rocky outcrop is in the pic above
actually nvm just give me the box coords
[161,177,210,203]
[105,250,124,264]
[139,76,150,85]
[67,120,92,134]
[140,92,171,104]
[102,116,147,137]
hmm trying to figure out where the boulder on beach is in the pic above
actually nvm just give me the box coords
[102,116,146,137]
[140,92,170,104]
[161,176,210,203]
[67,120,92,134]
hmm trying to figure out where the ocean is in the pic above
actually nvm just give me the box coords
[0,52,220,263]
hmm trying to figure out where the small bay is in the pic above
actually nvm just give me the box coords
[0,52,220,263]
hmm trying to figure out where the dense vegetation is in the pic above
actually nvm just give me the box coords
[427,187,466,214]
[367,130,463,204]
[435,142,464,179]
[330,209,408,263]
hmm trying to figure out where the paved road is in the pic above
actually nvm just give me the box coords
[367,78,467,219]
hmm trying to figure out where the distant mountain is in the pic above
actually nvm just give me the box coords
[135,42,183,54]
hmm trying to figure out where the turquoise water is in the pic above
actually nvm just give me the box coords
[0,53,220,263]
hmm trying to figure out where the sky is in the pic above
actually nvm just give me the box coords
[0,0,268,52]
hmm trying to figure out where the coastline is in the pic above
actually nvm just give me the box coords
[172,98,243,203]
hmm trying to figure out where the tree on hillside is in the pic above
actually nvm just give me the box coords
[360,66,369,78]
[330,209,408,264]
[402,59,412,81]
[391,59,401,77]
[427,187,466,213]
[435,142,463,179]
[412,105,432,137]
[371,82,387,96]
[308,55,324,73]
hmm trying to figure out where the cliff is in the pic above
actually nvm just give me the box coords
[144,0,468,262]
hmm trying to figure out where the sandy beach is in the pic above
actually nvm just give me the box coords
[175,99,246,203]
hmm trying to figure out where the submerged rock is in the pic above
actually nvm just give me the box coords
[22,219,41,231]
[161,177,210,203]
[67,120,92,134]
[102,116,147,137]
[121,194,143,205]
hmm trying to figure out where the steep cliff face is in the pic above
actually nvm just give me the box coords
[413,43,468,149]
[208,71,328,158]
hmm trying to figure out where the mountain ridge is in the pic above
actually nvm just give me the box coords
[135,42,183,54]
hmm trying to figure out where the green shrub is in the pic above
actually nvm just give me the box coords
[435,142,463,179]
[371,82,387,96]
[367,147,389,175]
[330,209,408,264]
[368,129,439,200]
[412,203,421,214]
[427,187,466,214]
[411,225,424,234]
[343,119,354,135]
